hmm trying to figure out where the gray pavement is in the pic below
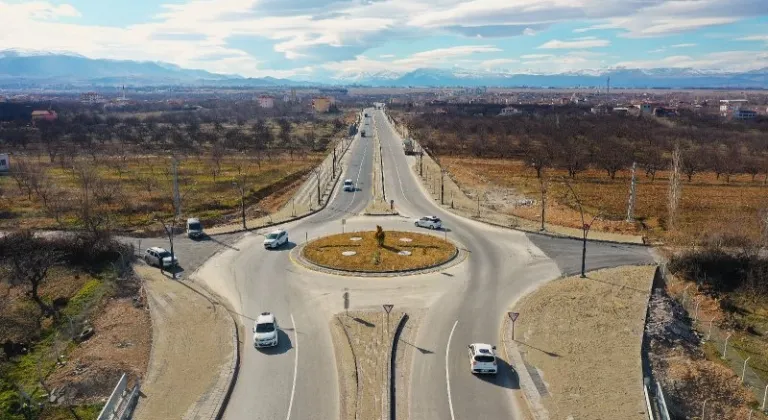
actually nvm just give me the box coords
[184,107,655,420]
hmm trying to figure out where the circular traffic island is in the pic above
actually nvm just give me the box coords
[300,230,459,275]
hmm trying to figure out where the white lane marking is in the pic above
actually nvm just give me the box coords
[341,139,370,214]
[446,320,458,420]
[380,114,413,207]
[286,313,299,420]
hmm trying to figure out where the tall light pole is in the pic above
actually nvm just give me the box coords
[440,169,445,205]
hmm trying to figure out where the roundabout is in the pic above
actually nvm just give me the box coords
[294,227,464,276]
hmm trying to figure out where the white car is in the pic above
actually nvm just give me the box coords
[468,343,498,374]
[263,229,288,249]
[143,247,178,268]
[415,216,442,230]
[253,312,279,348]
[343,179,355,192]
[186,217,203,239]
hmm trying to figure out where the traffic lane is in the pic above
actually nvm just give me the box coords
[525,233,654,276]
[120,231,244,275]
[308,130,373,223]
[222,235,299,420]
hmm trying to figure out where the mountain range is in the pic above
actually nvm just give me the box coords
[0,49,766,89]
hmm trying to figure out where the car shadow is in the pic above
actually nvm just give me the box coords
[198,234,240,251]
[268,241,297,251]
[476,357,520,389]
[254,329,293,355]
[436,227,452,232]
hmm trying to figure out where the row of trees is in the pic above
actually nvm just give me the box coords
[407,111,768,182]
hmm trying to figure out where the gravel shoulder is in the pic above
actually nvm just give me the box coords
[507,266,655,420]
[133,265,235,420]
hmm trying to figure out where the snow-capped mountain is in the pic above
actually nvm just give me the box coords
[336,67,768,88]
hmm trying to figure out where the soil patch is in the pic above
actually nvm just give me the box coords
[302,230,456,272]
[510,266,655,420]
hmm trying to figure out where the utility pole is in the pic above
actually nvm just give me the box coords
[232,181,246,230]
[316,170,322,206]
[440,170,445,205]
[156,218,177,280]
[419,149,424,177]
[172,158,181,218]
[626,161,637,222]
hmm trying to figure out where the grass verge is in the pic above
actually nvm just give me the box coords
[302,230,456,272]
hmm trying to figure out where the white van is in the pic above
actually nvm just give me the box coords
[186,218,203,239]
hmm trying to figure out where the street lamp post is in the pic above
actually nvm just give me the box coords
[581,223,592,278]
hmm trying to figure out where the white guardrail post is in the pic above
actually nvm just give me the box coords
[97,373,142,420]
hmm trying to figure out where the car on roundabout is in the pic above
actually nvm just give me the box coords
[343,179,355,192]
[253,312,279,348]
[263,229,288,249]
[415,216,442,230]
[468,343,498,374]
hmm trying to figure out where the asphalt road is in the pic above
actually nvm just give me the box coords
[187,107,654,420]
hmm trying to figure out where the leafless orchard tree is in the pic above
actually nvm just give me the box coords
[561,177,604,278]
[668,144,683,231]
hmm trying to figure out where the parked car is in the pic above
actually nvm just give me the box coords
[468,343,498,374]
[186,218,203,239]
[343,179,355,192]
[253,312,279,348]
[263,229,289,249]
[144,247,178,268]
[415,216,442,230]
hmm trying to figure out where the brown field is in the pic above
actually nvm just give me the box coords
[302,230,456,272]
[0,152,322,233]
[440,157,768,242]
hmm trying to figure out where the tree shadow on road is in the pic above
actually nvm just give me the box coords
[200,234,240,251]
[352,317,375,327]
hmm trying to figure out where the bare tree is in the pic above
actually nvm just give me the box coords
[561,178,603,278]
[667,144,683,231]
[0,231,63,319]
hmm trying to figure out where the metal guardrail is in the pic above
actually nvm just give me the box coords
[97,373,141,420]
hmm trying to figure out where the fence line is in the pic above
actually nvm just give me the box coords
[660,263,768,417]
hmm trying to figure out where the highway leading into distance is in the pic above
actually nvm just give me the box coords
[194,107,654,420]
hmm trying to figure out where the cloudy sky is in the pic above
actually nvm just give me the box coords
[1,0,767,79]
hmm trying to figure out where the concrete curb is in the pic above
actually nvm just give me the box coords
[214,303,240,420]
[290,235,466,278]
[501,316,550,420]
[389,313,408,420]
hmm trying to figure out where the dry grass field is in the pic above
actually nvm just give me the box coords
[440,157,768,243]
[0,153,322,233]
[302,230,456,272]
[510,266,655,420]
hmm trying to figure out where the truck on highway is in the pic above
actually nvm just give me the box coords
[403,137,414,155]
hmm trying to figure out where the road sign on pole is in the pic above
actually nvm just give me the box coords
[342,218,346,233]
[343,290,350,315]
[383,304,394,314]
[508,312,519,341]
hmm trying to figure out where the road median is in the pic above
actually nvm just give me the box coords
[331,310,405,420]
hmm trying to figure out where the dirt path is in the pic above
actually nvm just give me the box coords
[133,265,236,420]
[506,266,655,420]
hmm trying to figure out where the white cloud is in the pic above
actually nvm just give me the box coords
[323,44,502,75]
[477,58,520,68]
[616,51,768,72]
[738,35,768,42]
[379,54,395,58]
[538,37,610,49]
[670,43,696,48]
[521,54,555,59]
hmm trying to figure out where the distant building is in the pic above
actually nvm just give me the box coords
[719,99,748,117]
[734,109,757,120]
[80,92,102,103]
[0,153,8,172]
[312,97,333,113]
[257,95,275,108]
[31,110,58,122]
[653,107,677,118]
[499,107,521,116]
[640,103,654,114]
[591,106,609,115]
[612,107,630,115]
